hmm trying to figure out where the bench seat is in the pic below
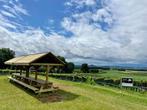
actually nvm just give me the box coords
[8,76,39,92]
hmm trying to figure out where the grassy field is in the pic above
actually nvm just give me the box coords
[97,70,147,81]
[73,70,147,81]
[0,75,147,110]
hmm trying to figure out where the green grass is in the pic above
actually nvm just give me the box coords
[50,70,147,82]
[96,70,147,81]
[73,70,147,81]
[0,75,147,110]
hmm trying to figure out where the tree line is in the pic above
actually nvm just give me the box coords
[0,48,15,69]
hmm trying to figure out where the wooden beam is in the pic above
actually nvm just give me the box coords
[12,63,30,66]
[31,63,64,66]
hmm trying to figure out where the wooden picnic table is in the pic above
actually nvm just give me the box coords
[9,73,57,94]
[11,73,53,91]
[12,73,52,84]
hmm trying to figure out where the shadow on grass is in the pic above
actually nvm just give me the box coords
[10,81,79,103]
[36,89,79,103]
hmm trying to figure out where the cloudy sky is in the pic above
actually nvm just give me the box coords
[0,0,147,66]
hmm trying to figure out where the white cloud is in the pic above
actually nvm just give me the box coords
[2,2,29,17]
[1,10,16,18]
[0,0,29,31]
[61,0,147,64]
[0,14,17,29]
[0,28,67,56]
[76,0,96,6]
[1,0,147,65]
[65,0,96,8]
[48,19,54,25]
[13,3,29,16]
[92,8,114,25]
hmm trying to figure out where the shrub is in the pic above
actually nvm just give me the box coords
[89,69,99,73]
[0,69,16,75]
[86,76,96,85]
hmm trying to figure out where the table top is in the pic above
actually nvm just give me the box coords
[12,73,52,85]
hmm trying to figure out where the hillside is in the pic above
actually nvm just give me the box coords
[0,75,147,110]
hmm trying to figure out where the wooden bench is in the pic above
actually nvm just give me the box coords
[9,73,58,94]
[12,73,52,84]
[8,76,39,93]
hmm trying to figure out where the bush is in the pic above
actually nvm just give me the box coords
[86,76,96,85]
[89,69,99,73]
[81,63,89,73]
[0,69,16,75]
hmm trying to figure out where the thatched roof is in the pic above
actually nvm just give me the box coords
[5,52,65,66]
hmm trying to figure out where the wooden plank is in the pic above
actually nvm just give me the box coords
[31,63,64,66]
[8,77,39,91]
[36,87,55,93]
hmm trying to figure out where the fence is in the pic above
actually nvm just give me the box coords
[48,73,147,92]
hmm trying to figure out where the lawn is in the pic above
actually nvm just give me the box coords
[0,75,147,110]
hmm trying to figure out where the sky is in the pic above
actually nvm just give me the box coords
[0,0,147,66]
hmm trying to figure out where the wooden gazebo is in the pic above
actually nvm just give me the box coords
[5,52,65,94]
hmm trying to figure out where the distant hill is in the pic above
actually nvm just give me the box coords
[75,64,147,71]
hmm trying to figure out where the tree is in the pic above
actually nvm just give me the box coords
[81,63,89,73]
[64,62,75,73]
[0,48,15,69]
[57,56,66,63]
[56,56,75,73]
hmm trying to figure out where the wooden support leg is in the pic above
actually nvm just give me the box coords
[15,66,17,73]
[34,66,40,80]
[9,65,13,75]
[46,65,49,82]
[26,66,30,77]
[35,71,38,80]
[46,65,52,82]
[20,69,22,75]
[38,85,44,95]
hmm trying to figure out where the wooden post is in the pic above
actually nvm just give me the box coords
[34,66,39,80]
[9,65,13,75]
[15,66,17,73]
[20,69,22,75]
[46,65,49,82]
[35,71,38,80]
[26,66,30,77]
